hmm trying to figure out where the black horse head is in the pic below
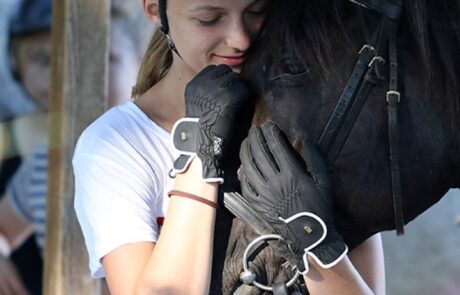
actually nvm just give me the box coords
[219,0,460,294]
[241,0,460,245]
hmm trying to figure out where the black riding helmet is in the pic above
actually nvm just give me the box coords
[10,0,52,37]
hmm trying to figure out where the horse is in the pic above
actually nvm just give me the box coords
[211,0,460,294]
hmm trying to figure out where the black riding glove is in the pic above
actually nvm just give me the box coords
[238,122,348,274]
[171,64,250,183]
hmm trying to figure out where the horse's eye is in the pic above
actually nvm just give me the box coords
[283,62,308,75]
[268,63,310,84]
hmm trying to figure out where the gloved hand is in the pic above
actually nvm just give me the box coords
[238,122,348,274]
[171,64,251,183]
[173,65,249,183]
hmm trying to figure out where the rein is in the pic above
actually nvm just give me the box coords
[318,0,405,235]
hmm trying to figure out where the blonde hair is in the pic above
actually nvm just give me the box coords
[131,30,172,97]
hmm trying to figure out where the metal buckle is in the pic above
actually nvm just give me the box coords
[386,90,401,103]
[240,234,300,291]
[359,44,376,56]
[368,56,385,68]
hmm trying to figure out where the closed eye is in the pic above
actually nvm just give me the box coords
[197,16,221,26]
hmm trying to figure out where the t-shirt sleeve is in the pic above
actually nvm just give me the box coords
[73,129,162,278]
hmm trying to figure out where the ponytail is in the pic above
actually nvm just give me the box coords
[131,30,172,98]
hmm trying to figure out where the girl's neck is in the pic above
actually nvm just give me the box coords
[135,58,196,132]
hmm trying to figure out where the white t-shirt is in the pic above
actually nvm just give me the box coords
[73,101,176,278]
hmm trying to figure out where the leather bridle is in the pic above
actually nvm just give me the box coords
[318,0,405,235]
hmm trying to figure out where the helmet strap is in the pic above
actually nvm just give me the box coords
[159,0,182,58]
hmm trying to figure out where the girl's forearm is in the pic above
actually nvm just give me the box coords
[137,158,218,295]
[304,256,374,295]
[304,234,385,295]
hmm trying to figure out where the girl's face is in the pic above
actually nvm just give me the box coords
[154,0,269,74]
[13,32,51,111]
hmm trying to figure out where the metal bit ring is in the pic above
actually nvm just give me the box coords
[241,234,300,292]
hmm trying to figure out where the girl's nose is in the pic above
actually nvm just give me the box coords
[225,20,252,52]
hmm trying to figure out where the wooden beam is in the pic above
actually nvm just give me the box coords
[44,0,109,294]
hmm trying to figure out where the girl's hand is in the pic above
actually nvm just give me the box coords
[0,254,30,295]
[238,122,348,274]
[172,64,251,183]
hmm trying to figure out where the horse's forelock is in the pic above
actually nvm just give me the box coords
[263,0,357,71]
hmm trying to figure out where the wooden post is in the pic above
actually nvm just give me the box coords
[44,0,109,294]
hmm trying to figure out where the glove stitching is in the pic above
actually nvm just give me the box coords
[268,187,300,219]
[266,188,305,256]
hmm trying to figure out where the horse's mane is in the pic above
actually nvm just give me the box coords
[261,0,460,100]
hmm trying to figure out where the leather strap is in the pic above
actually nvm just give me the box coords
[158,0,169,34]
[387,31,405,235]
[326,70,380,162]
[318,0,405,235]
[349,0,403,20]
[318,43,375,156]
[319,16,394,162]
[158,0,182,57]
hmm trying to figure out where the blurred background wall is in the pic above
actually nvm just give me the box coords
[383,189,460,295]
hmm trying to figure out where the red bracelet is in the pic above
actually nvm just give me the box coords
[168,190,219,209]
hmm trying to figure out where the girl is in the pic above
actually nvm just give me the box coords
[73,0,385,294]
[74,0,269,294]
